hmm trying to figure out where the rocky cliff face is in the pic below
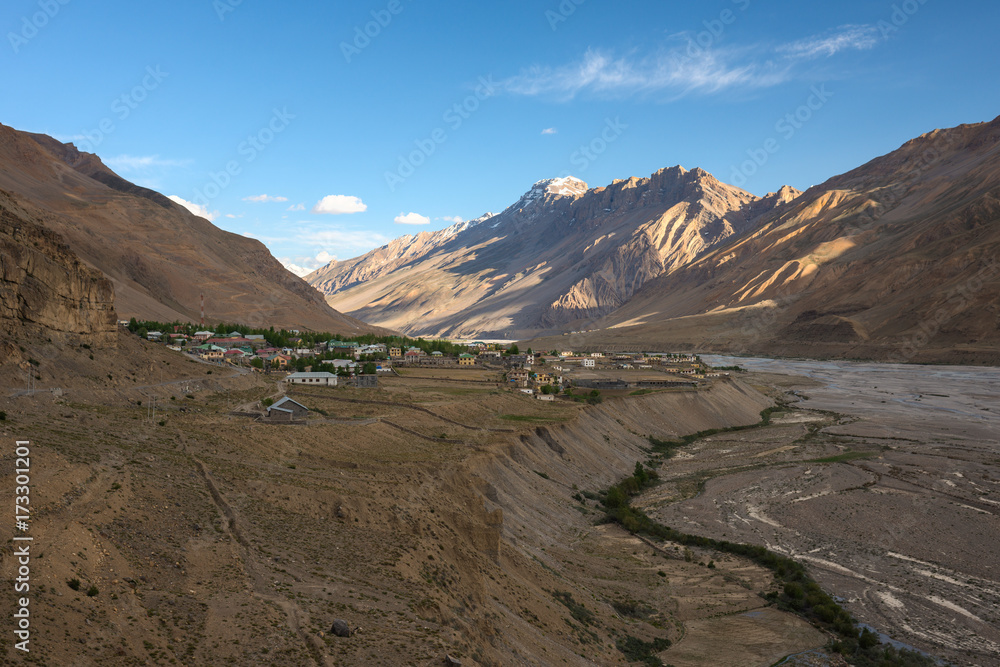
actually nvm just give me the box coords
[308,168,797,338]
[0,191,117,358]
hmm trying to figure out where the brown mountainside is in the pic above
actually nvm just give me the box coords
[308,171,798,338]
[0,123,381,334]
[556,116,1000,364]
[0,190,117,362]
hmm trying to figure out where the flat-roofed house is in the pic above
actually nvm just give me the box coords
[285,371,338,386]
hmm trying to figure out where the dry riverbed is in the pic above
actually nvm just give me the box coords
[638,357,1000,667]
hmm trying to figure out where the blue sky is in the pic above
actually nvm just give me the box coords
[4,0,999,275]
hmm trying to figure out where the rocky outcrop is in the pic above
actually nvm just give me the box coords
[0,191,117,351]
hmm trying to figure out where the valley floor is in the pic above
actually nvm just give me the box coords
[1,337,993,666]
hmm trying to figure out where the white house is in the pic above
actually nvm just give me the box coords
[582,358,596,368]
[285,371,338,386]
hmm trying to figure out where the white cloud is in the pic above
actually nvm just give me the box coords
[541,127,558,135]
[243,194,289,203]
[281,261,313,278]
[296,228,391,254]
[499,47,783,99]
[778,25,881,59]
[394,212,431,225]
[225,213,243,219]
[312,195,367,215]
[105,155,191,171]
[440,216,465,223]
[287,203,306,211]
[279,249,341,278]
[168,195,218,222]
[498,27,882,101]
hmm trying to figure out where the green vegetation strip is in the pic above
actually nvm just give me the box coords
[596,457,939,666]
[806,451,876,464]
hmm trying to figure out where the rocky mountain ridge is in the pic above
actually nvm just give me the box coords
[308,166,798,338]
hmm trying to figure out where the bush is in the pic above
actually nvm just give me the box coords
[67,578,81,591]
[0,411,6,421]
[86,585,99,597]
[616,634,671,666]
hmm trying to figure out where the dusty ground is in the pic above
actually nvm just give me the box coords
[0,334,835,666]
[638,356,1000,667]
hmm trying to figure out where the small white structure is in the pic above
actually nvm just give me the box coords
[285,371,338,386]
[581,358,596,368]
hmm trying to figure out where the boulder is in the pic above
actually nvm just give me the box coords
[331,619,351,637]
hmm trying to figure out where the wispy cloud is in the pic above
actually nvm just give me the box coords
[243,194,288,203]
[279,250,339,278]
[105,154,191,171]
[777,25,881,59]
[541,127,558,135]
[168,195,218,222]
[311,195,367,215]
[394,212,430,225]
[296,227,391,252]
[287,203,306,211]
[499,26,882,101]
[498,47,784,100]
[440,216,465,223]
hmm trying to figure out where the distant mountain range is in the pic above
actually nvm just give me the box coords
[307,172,799,338]
[573,116,1000,364]
[0,123,381,335]
[311,116,1000,364]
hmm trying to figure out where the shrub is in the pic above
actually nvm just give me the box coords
[68,579,81,591]
[86,585,99,597]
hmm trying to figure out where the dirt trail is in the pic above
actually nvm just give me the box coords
[191,453,331,666]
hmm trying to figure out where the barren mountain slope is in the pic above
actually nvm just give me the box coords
[308,171,798,339]
[541,117,1000,365]
[0,123,381,334]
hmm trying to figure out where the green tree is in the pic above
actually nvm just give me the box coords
[508,344,520,355]
[362,362,377,375]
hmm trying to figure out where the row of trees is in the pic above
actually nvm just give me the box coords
[125,318,485,356]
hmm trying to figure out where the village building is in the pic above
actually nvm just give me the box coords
[352,375,378,388]
[506,354,533,368]
[322,359,358,373]
[286,371,338,386]
[508,369,530,387]
[581,358,596,368]
[458,353,476,366]
[267,396,309,421]
[389,346,402,358]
